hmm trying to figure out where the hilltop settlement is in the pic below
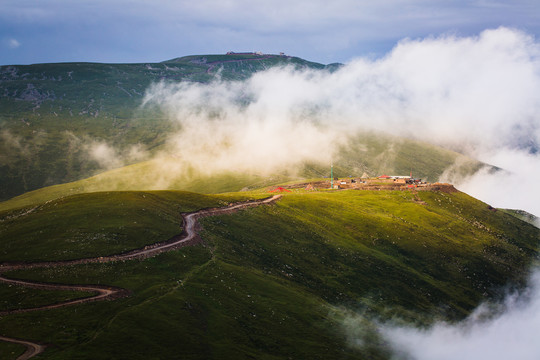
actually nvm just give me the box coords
[276,175,457,192]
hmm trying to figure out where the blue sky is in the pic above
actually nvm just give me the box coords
[1,0,539,65]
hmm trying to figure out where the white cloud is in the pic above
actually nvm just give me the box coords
[143,27,540,216]
[7,38,20,49]
[380,269,540,360]
[85,140,149,170]
[87,141,122,170]
[63,131,149,172]
[142,75,339,176]
[453,151,540,215]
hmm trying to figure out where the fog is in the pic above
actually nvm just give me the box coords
[64,131,149,171]
[142,71,340,176]
[379,269,540,360]
[454,150,540,219]
[142,28,540,358]
[143,26,540,215]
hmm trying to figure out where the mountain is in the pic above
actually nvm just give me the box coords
[1,54,535,359]
[0,188,538,359]
[0,134,484,212]
[501,209,539,227]
[0,54,328,200]
[0,54,482,202]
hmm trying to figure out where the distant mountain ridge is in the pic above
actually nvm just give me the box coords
[0,54,338,200]
[0,54,479,202]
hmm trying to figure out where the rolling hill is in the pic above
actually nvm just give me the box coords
[0,188,538,359]
[1,54,537,359]
[0,54,337,201]
[0,54,483,203]
[0,133,484,212]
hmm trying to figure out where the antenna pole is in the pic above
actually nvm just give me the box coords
[331,163,334,189]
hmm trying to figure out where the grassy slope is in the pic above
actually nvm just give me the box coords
[0,62,177,199]
[0,343,24,360]
[0,131,483,212]
[0,160,287,212]
[203,190,538,318]
[0,190,261,261]
[0,189,537,359]
[0,55,327,200]
[0,284,90,312]
[501,209,539,227]
[0,55,483,203]
[309,131,484,182]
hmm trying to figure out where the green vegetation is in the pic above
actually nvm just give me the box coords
[501,208,539,227]
[0,56,483,204]
[0,190,260,261]
[0,163,282,212]
[0,283,90,312]
[0,342,25,360]
[331,132,485,182]
[0,189,537,359]
[202,190,538,318]
[0,55,331,201]
[0,130,483,212]
[0,53,534,359]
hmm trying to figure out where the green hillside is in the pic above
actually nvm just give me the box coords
[0,188,537,359]
[0,191,259,262]
[0,54,330,200]
[0,55,482,203]
[501,209,539,227]
[0,131,483,212]
[0,53,531,359]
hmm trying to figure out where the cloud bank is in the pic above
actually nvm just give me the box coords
[380,269,540,360]
[142,70,340,177]
[63,132,148,171]
[143,27,540,215]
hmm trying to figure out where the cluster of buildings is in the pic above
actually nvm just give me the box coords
[270,174,455,193]
[226,51,287,56]
[331,175,425,190]
[275,174,430,192]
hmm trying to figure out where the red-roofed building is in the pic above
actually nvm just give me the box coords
[269,187,291,193]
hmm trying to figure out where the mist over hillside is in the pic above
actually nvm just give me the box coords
[2,28,539,218]
[141,28,540,217]
[1,27,540,360]
[0,52,479,204]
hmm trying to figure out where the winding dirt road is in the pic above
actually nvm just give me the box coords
[0,195,281,359]
[0,336,45,360]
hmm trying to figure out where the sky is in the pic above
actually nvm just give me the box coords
[1,0,540,65]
